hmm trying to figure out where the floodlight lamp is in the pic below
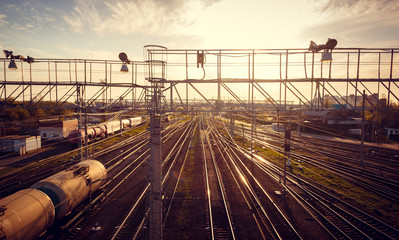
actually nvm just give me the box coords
[119,52,130,64]
[308,41,319,52]
[24,56,34,64]
[120,63,128,73]
[321,51,332,62]
[3,50,13,58]
[325,38,337,50]
[308,38,337,52]
[8,59,18,70]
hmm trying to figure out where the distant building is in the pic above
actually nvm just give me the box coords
[387,126,399,141]
[303,109,363,135]
[303,110,332,122]
[321,93,384,109]
[38,119,78,141]
[0,135,41,155]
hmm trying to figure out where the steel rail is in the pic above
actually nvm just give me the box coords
[236,123,399,201]
[204,122,236,240]
[208,116,301,239]
[207,116,268,239]
[109,119,194,239]
[250,130,399,201]
[226,125,399,239]
[201,121,216,240]
[163,120,198,225]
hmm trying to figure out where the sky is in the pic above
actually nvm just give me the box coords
[1,0,398,103]
[1,0,399,60]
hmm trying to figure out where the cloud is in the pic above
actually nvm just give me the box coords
[303,0,399,47]
[0,14,8,26]
[63,0,220,36]
[0,2,60,35]
[316,0,399,14]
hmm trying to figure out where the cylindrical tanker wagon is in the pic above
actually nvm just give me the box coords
[30,159,107,220]
[0,160,107,240]
[0,189,55,240]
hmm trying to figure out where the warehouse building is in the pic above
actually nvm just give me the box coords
[0,135,41,155]
[38,118,78,141]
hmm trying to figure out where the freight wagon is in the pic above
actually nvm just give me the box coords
[0,160,107,240]
[68,116,142,145]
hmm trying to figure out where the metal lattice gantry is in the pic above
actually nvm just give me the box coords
[144,47,399,114]
[0,57,151,112]
[1,47,399,113]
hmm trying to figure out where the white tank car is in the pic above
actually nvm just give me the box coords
[105,120,121,135]
[0,189,55,240]
[30,160,107,220]
[122,119,130,128]
[129,117,142,126]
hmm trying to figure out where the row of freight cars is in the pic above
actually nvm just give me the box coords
[0,160,107,240]
[69,116,142,145]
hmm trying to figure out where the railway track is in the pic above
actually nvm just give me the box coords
[213,116,399,239]
[264,137,399,201]
[201,118,236,240]
[208,116,304,240]
[228,133,399,239]
[110,118,196,239]
[2,115,397,239]
[65,118,194,240]
[263,126,399,177]
[236,122,399,202]
[0,125,148,198]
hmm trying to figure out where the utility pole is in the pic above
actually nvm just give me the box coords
[77,85,83,161]
[120,118,123,137]
[148,81,162,240]
[277,108,282,184]
[286,108,292,167]
[298,101,301,134]
[284,125,291,187]
[360,90,365,168]
[84,105,88,159]
[230,108,235,138]
[146,46,166,240]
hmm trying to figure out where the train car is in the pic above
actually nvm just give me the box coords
[68,127,95,145]
[68,123,107,145]
[164,113,171,123]
[67,129,82,145]
[68,117,141,145]
[0,189,55,240]
[30,160,107,220]
[129,117,142,127]
[122,119,130,128]
[104,120,121,136]
[92,125,106,140]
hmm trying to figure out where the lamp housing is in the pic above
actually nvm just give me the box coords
[308,38,337,53]
[8,59,18,70]
[3,50,13,58]
[119,52,130,64]
[120,63,129,72]
[24,56,34,64]
[321,52,332,62]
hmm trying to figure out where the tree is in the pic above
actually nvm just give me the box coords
[3,108,20,120]
[17,108,30,120]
